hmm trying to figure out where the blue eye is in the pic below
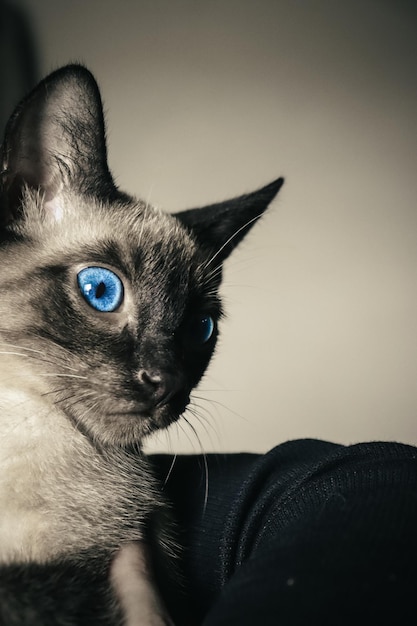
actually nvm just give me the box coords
[77,267,124,312]
[188,315,215,345]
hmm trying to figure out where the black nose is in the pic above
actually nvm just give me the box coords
[136,368,186,409]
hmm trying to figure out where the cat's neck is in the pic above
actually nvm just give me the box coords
[0,353,156,565]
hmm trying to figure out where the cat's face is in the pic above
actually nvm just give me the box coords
[0,193,223,446]
[0,65,283,448]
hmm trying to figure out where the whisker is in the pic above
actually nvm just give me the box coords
[12,329,90,371]
[0,343,51,357]
[163,454,177,488]
[0,350,33,359]
[192,394,247,422]
[186,405,220,451]
[176,418,199,452]
[41,388,71,398]
[39,373,89,380]
[52,389,97,404]
[181,415,209,512]
[0,342,81,373]
[137,202,149,249]
[203,213,265,270]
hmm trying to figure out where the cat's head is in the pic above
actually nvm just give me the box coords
[0,65,283,448]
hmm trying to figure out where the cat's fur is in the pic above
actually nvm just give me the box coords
[0,65,283,624]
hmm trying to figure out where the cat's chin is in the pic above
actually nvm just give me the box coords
[113,407,182,437]
[69,404,184,448]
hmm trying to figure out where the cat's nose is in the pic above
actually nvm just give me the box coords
[137,369,162,389]
[136,368,186,409]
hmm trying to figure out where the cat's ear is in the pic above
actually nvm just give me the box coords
[175,177,284,263]
[0,64,115,224]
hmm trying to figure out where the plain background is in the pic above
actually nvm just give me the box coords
[2,0,417,453]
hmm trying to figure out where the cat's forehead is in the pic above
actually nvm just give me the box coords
[42,195,199,278]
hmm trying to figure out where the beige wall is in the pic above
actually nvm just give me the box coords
[10,0,417,452]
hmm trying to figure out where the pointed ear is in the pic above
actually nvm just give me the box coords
[175,177,284,263]
[0,64,115,224]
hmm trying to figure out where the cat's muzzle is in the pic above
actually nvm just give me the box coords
[134,368,189,423]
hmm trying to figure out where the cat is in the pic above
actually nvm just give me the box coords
[0,64,283,624]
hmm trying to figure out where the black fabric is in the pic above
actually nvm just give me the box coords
[151,439,417,625]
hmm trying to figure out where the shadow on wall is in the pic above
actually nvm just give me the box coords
[0,0,38,137]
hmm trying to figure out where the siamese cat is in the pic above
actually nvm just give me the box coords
[0,65,283,624]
